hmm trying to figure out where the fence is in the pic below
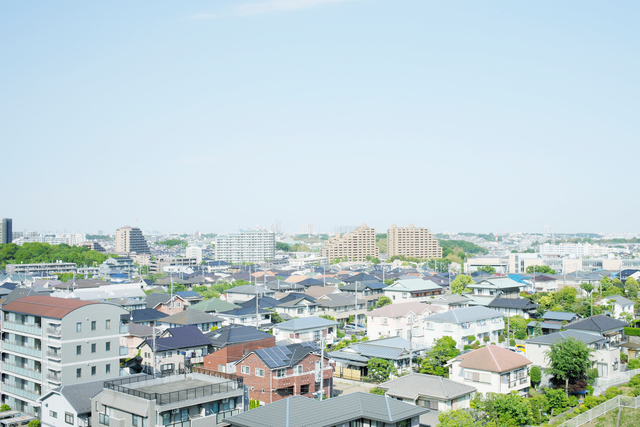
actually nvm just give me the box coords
[556,395,640,427]
[593,367,640,387]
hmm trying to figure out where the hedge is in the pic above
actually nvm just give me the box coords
[625,327,640,336]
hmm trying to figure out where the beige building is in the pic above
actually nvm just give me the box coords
[321,223,379,262]
[115,225,150,254]
[387,223,442,259]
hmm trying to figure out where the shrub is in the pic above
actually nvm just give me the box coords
[336,330,345,338]
[509,339,516,347]
[530,366,542,387]
[369,387,386,395]
[568,395,578,407]
[483,336,490,343]
[515,330,527,340]
[621,353,628,363]
[629,374,640,387]
[463,345,473,350]
[498,335,505,343]
[624,327,640,336]
[28,421,40,427]
[467,335,476,343]
[605,386,623,400]
[628,358,640,370]
[0,405,10,412]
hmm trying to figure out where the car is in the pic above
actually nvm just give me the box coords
[344,323,366,331]
[515,344,526,354]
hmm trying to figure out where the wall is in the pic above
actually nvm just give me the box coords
[204,337,276,371]
[40,393,79,427]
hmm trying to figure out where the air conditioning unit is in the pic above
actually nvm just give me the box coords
[172,409,179,414]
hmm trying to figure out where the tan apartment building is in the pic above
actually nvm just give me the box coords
[321,224,379,262]
[115,225,151,254]
[387,223,442,259]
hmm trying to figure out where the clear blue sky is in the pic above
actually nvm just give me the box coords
[2,1,639,235]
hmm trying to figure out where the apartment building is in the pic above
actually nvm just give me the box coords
[6,261,76,276]
[321,224,378,262]
[1,218,12,244]
[115,226,151,254]
[387,223,442,259]
[98,257,136,277]
[149,256,198,274]
[215,229,275,263]
[0,296,128,416]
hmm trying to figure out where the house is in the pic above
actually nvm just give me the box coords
[597,295,635,320]
[216,306,272,328]
[175,290,205,306]
[423,306,505,349]
[138,325,211,374]
[120,307,168,326]
[383,278,444,302]
[526,311,578,336]
[377,373,477,426]
[203,325,276,373]
[448,345,532,395]
[225,285,276,303]
[525,274,559,293]
[120,323,155,358]
[564,315,628,346]
[428,293,472,311]
[190,297,241,314]
[366,301,442,341]
[92,369,245,427]
[339,281,387,309]
[273,317,338,345]
[225,392,427,427]
[328,336,425,379]
[315,293,367,324]
[157,309,223,332]
[144,292,187,315]
[525,330,621,377]
[486,297,538,318]
[274,297,321,319]
[235,342,332,404]
[468,277,523,299]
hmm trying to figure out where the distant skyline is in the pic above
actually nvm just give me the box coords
[2,1,639,234]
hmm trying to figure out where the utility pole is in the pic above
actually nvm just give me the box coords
[317,333,325,401]
[354,281,359,327]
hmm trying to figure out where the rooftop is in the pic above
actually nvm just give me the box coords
[452,345,532,373]
[423,306,503,324]
[3,295,96,319]
[379,373,476,401]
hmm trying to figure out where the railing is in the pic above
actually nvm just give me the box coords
[556,395,640,427]
[47,350,62,359]
[120,324,128,334]
[3,321,41,335]
[2,342,42,357]
[119,346,128,356]
[47,373,62,382]
[216,409,240,424]
[46,327,61,336]
[594,367,640,387]
[2,362,42,380]
[2,383,41,401]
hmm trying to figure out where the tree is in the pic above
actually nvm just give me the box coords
[474,393,534,426]
[600,276,611,293]
[530,366,542,388]
[612,278,624,289]
[27,421,40,427]
[450,274,474,295]
[627,358,640,369]
[626,277,639,298]
[545,336,594,395]
[276,242,290,251]
[437,409,476,427]
[526,265,556,274]
[476,265,496,274]
[545,388,569,416]
[420,336,460,378]
[0,404,10,412]
[369,387,386,395]
[367,358,396,382]
[375,296,392,308]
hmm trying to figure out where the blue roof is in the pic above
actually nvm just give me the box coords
[142,325,210,351]
[508,274,529,285]
[122,308,169,323]
[110,273,129,278]
[176,291,202,298]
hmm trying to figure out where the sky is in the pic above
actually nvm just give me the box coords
[2,1,639,235]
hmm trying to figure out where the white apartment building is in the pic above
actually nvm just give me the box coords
[0,296,128,416]
[215,229,275,263]
[539,243,615,257]
[185,245,203,264]
[422,306,504,349]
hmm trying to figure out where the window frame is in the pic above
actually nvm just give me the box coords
[65,413,74,425]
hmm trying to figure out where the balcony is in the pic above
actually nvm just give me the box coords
[47,349,62,359]
[120,324,128,334]
[2,342,42,358]
[2,362,42,381]
[46,327,61,336]
[3,321,41,336]
[2,383,41,402]
[47,372,62,383]
[119,346,128,356]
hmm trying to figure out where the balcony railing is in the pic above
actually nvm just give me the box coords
[3,321,41,335]
[2,362,42,381]
[2,383,41,401]
[119,346,128,356]
[120,324,128,334]
[2,342,42,358]
[46,328,61,336]
[47,373,62,382]
[47,350,62,359]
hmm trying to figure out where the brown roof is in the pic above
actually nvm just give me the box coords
[285,275,309,283]
[2,295,96,319]
[453,345,531,373]
[304,287,340,298]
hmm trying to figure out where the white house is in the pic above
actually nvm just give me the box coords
[225,285,276,303]
[366,301,442,342]
[597,295,635,320]
[423,306,505,349]
[273,316,339,345]
[448,345,532,395]
[383,278,444,302]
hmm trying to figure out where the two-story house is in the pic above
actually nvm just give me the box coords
[448,345,532,396]
[216,306,272,328]
[315,294,367,325]
[144,293,187,315]
[339,282,387,309]
[486,297,538,319]
[137,325,211,374]
[383,278,444,302]
[273,317,338,345]
[157,309,223,332]
[273,297,320,320]
[422,306,505,349]
[189,297,241,315]
[203,325,275,373]
[468,277,523,299]
[225,285,276,304]
[366,301,442,342]
[598,296,635,320]
[235,342,332,404]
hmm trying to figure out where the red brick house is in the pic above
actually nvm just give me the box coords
[235,342,333,405]
[203,325,276,373]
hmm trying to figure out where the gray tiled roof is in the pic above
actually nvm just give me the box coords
[564,315,627,333]
[525,330,605,345]
[225,392,428,427]
[379,373,476,400]
[542,311,577,322]
[423,306,503,324]
[275,316,338,331]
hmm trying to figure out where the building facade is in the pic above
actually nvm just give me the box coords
[1,218,13,244]
[115,226,151,254]
[321,224,379,262]
[387,223,442,259]
[6,261,76,276]
[215,229,275,263]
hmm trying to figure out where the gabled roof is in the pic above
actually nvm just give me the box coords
[239,296,280,309]
[121,308,168,323]
[386,278,441,292]
[190,298,240,313]
[275,297,321,308]
[473,277,523,289]
[342,273,379,283]
[175,291,203,299]
[526,329,606,345]
[226,285,273,295]
[542,311,577,322]
[144,292,173,308]
[603,295,634,306]
[3,295,96,319]
[564,315,627,332]
[424,306,503,324]
[487,298,538,310]
[275,316,338,331]
[225,392,428,427]
[247,342,321,369]
[159,309,223,326]
[430,294,472,305]
[340,282,387,292]
[219,306,272,317]
[205,325,274,348]
[141,326,210,351]
[316,293,366,307]
[367,301,440,318]
[379,373,476,400]
[277,293,316,304]
[452,345,532,373]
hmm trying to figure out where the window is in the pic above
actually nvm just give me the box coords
[91,366,96,376]
[255,368,265,377]
[105,319,111,330]
[241,366,250,374]
[91,321,96,331]
[91,343,96,353]
[65,413,74,425]
[295,365,303,375]
[132,415,139,426]
[162,352,166,358]
[76,368,82,378]
[162,414,170,426]
[275,368,285,378]
[76,322,82,332]
[168,351,172,357]
[76,345,82,355]
[105,342,111,351]
[106,364,111,374]
[99,413,110,426]
[50,411,57,418]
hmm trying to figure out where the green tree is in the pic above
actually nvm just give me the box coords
[612,278,624,289]
[420,336,460,378]
[526,265,556,274]
[475,393,534,426]
[545,336,594,395]
[369,387,386,395]
[627,358,640,369]
[0,404,10,412]
[27,421,40,427]
[545,388,570,415]
[367,358,396,382]
[450,274,474,295]
[600,276,611,293]
[476,265,496,274]
[375,296,392,308]
[276,242,290,251]
[531,366,542,388]
[437,409,476,427]
[626,277,639,298]
[157,239,187,247]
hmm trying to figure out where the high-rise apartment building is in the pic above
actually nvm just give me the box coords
[215,229,275,263]
[1,218,12,244]
[387,223,442,259]
[0,295,128,416]
[321,224,379,262]
[115,226,150,254]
